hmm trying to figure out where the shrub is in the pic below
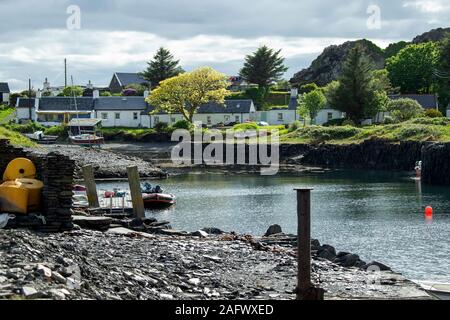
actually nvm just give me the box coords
[387,98,423,122]
[172,119,192,130]
[233,122,258,131]
[44,125,68,138]
[5,122,46,133]
[342,119,356,127]
[298,125,361,142]
[323,118,345,127]
[154,122,169,133]
[424,109,443,118]
[411,117,450,126]
[383,116,395,124]
[288,121,303,132]
[394,125,442,141]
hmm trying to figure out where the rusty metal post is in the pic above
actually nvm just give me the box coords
[295,188,324,300]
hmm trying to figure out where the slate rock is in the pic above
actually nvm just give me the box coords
[264,224,283,237]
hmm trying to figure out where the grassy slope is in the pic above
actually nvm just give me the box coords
[0,108,14,123]
[0,126,36,147]
[281,118,450,144]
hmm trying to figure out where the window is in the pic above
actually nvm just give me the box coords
[224,115,230,121]
[235,115,240,123]
[171,117,176,123]
[278,113,283,121]
[207,116,212,125]
[133,112,138,120]
[154,116,159,124]
[101,113,108,120]
[115,112,120,120]
[327,112,333,121]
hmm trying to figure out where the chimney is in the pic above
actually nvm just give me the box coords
[43,78,50,90]
[86,80,93,89]
[143,90,150,99]
[290,88,298,99]
[93,89,100,99]
[36,90,42,98]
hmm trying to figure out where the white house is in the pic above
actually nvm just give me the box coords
[94,96,149,128]
[0,83,10,104]
[15,90,257,129]
[257,89,300,125]
[314,109,345,125]
[145,100,257,127]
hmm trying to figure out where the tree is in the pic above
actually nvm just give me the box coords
[300,89,327,124]
[61,86,83,97]
[386,42,439,94]
[240,46,288,89]
[300,83,320,94]
[146,67,230,123]
[123,84,147,96]
[387,98,423,122]
[436,33,450,113]
[9,93,23,106]
[328,45,383,123]
[141,47,184,88]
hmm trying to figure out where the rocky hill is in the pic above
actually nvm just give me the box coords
[413,27,450,44]
[290,27,450,87]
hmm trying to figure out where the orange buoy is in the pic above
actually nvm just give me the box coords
[425,206,433,217]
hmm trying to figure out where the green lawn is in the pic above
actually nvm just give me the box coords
[281,118,450,144]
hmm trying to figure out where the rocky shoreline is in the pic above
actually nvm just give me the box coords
[0,220,432,300]
[29,144,167,180]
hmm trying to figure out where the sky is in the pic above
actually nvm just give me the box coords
[0,0,449,91]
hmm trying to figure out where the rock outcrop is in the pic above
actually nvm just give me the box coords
[412,27,450,44]
[290,39,385,87]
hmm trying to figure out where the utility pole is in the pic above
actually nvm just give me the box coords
[64,58,67,88]
[28,78,32,120]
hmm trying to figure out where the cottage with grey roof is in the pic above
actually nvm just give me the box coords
[109,72,149,94]
[0,82,10,104]
[15,90,257,128]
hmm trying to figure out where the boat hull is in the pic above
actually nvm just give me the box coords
[142,193,176,209]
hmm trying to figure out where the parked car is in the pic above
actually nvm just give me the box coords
[258,121,269,127]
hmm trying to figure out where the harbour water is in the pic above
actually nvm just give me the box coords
[99,169,450,283]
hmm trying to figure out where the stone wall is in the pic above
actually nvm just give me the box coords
[0,139,75,232]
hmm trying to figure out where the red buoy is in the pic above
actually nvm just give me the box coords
[425,206,433,217]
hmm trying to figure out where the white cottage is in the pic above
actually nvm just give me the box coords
[257,89,300,125]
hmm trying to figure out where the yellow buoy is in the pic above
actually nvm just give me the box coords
[0,180,30,214]
[17,178,44,212]
[2,158,37,181]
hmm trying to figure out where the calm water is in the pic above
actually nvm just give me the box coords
[100,170,450,282]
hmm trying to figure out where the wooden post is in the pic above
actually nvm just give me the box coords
[295,188,324,300]
[127,166,145,218]
[82,165,99,208]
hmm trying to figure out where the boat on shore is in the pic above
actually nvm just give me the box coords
[416,281,450,300]
[24,131,58,144]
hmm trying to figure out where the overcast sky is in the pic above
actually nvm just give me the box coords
[0,0,449,91]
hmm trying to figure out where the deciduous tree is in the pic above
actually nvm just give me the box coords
[146,67,230,123]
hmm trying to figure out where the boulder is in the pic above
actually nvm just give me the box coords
[264,224,283,237]
[335,253,360,267]
[363,261,391,271]
[191,230,209,238]
[201,227,225,235]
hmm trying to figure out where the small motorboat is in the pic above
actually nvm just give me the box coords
[142,193,176,209]
[24,131,58,144]
[141,182,176,209]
